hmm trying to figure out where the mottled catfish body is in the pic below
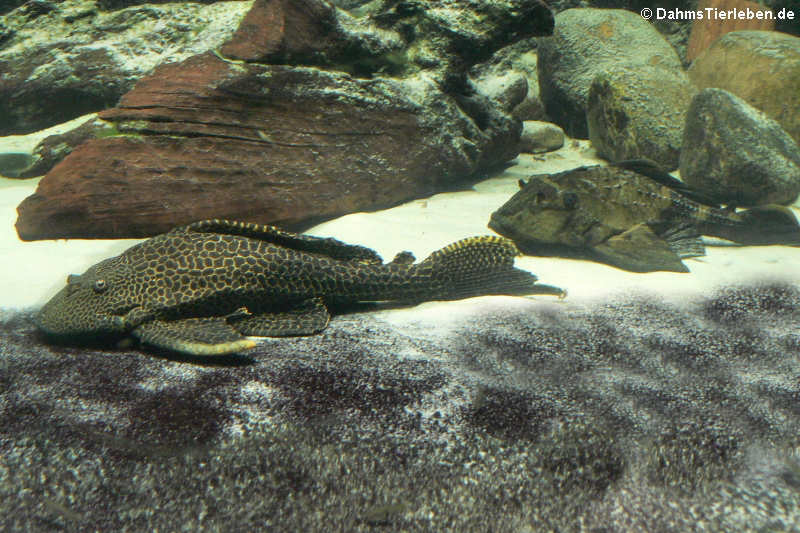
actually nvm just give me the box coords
[489,163,800,272]
[36,219,563,356]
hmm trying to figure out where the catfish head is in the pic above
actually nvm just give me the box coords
[489,175,598,248]
[35,256,141,342]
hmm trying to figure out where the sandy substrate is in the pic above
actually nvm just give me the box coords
[2,116,799,311]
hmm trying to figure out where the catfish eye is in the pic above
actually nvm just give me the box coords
[562,192,578,210]
[93,279,108,293]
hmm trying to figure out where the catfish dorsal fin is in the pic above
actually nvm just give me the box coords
[613,159,720,207]
[174,219,384,263]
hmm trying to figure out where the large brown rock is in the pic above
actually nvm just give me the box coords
[13,0,555,239]
[15,53,520,240]
[685,0,774,63]
[218,0,410,73]
[220,0,345,63]
[1,0,553,137]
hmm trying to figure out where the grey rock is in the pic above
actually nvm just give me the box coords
[594,0,697,64]
[688,30,800,146]
[0,1,25,16]
[472,72,528,114]
[537,8,683,138]
[96,0,220,7]
[512,96,547,123]
[0,152,33,178]
[469,39,547,122]
[587,65,697,170]
[329,0,372,9]
[367,0,553,89]
[0,0,251,135]
[3,284,800,530]
[6,115,114,179]
[536,0,696,65]
[680,88,800,207]
[519,120,565,153]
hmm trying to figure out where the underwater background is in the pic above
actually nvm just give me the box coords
[2,0,800,530]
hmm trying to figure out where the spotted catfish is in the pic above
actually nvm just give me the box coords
[489,161,800,272]
[36,219,564,356]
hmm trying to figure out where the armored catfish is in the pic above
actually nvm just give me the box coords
[489,162,800,273]
[35,219,564,357]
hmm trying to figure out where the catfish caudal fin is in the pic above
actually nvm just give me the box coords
[735,206,800,246]
[417,236,564,300]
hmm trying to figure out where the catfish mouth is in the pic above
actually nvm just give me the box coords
[33,326,127,349]
[34,307,122,343]
[33,310,127,348]
[34,287,126,341]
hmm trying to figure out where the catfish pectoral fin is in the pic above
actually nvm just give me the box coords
[132,318,257,356]
[527,284,567,298]
[659,223,705,259]
[593,223,690,273]
[229,298,331,337]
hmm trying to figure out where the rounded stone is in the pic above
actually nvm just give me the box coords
[679,88,800,207]
[519,121,565,154]
[587,65,696,170]
[688,30,800,146]
[537,8,683,138]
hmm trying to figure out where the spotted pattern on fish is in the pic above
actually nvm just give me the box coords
[35,219,564,356]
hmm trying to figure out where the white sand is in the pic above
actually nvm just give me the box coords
[2,118,799,312]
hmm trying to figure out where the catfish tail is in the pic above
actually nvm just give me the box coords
[737,206,800,246]
[414,236,564,300]
[706,205,800,246]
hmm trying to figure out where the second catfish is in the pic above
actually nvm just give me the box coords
[489,162,800,273]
